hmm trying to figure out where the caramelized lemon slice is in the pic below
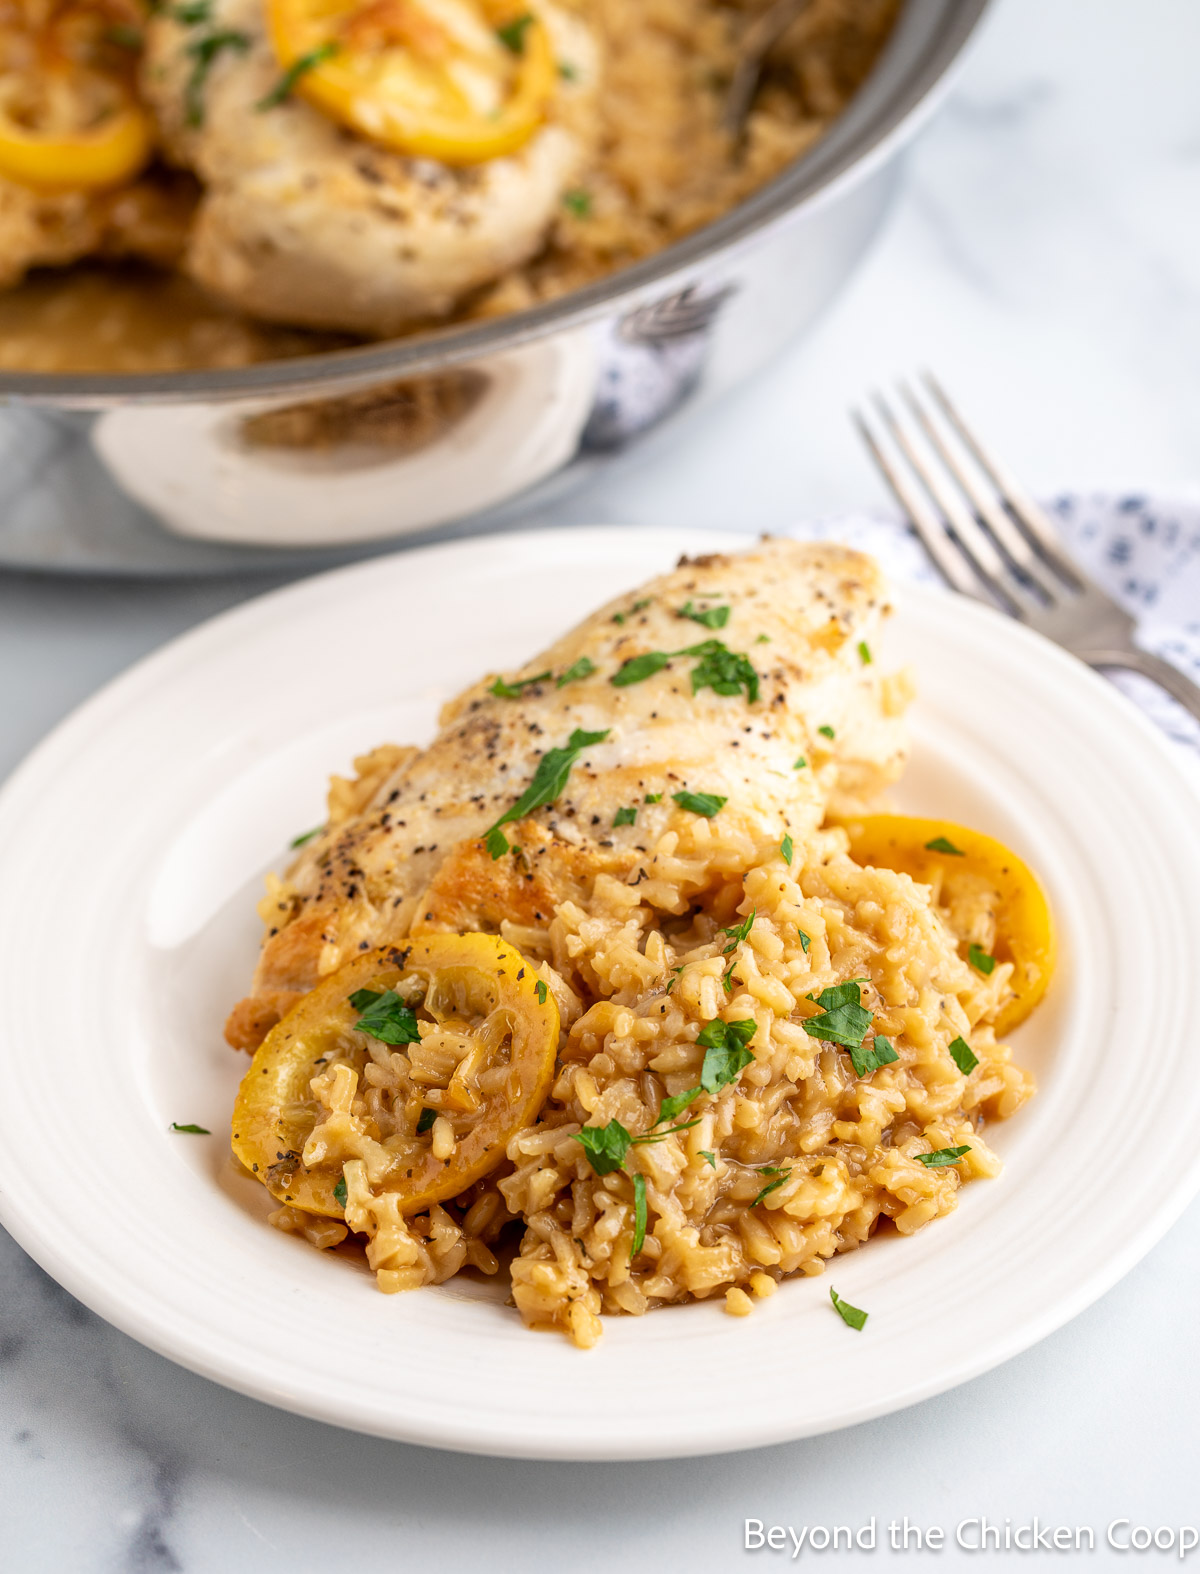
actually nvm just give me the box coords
[263,0,557,164]
[838,814,1056,1035]
[0,6,152,191]
[232,934,559,1218]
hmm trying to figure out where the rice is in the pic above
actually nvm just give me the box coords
[278,813,1034,1346]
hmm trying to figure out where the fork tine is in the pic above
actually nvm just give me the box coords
[851,408,987,600]
[899,381,1062,603]
[872,391,1031,616]
[920,372,1083,589]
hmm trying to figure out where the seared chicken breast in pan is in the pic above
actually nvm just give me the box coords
[142,0,599,334]
[227,539,912,1049]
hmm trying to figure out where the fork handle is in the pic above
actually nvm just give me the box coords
[1079,646,1200,726]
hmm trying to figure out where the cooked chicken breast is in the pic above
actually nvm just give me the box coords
[227,539,912,1049]
[141,0,598,334]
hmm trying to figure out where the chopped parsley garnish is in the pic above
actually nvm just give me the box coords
[630,1172,647,1260]
[612,651,672,686]
[483,726,610,858]
[289,824,324,848]
[416,1107,437,1135]
[721,910,755,953]
[848,1034,899,1078]
[753,1165,792,1206]
[562,188,591,217]
[349,988,421,1045]
[857,640,872,665]
[490,669,551,698]
[644,792,663,803]
[495,12,533,52]
[613,806,637,827]
[684,639,760,703]
[333,1174,348,1208]
[558,59,578,79]
[801,979,872,1049]
[916,1144,971,1168]
[699,1150,716,1169]
[677,600,730,629]
[948,1035,978,1074]
[755,634,771,644]
[257,39,338,109]
[169,1122,210,1134]
[611,598,651,626]
[184,26,251,126]
[830,1287,868,1331]
[697,1018,757,1092]
[535,979,548,1005]
[817,725,836,740]
[797,930,811,953]
[171,0,212,21]
[793,756,807,770]
[657,1087,701,1124]
[925,835,965,856]
[672,790,726,818]
[573,1119,632,1175]
[781,834,794,865]
[557,656,595,686]
[968,943,996,975]
[609,637,758,702]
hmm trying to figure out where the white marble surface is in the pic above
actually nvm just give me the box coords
[3,0,1200,1568]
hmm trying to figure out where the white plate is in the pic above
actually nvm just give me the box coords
[1,525,1198,1461]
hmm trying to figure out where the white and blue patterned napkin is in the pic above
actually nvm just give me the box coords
[785,492,1200,763]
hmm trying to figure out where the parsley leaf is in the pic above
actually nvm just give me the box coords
[781,834,794,865]
[350,988,421,1045]
[830,1287,868,1330]
[657,1087,701,1124]
[968,943,996,975]
[948,1036,978,1074]
[630,1172,647,1260]
[557,656,595,686]
[562,188,591,217]
[644,792,663,804]
[573,1119,632,1175]
[613,806,637,827]
[848,1034,899,1078]
[755,633,771,644]
[798,930,811,953]
[925,835,965,856]
[416,1107,437,1135]
[535,979,548,1005]
[631,1119,702,1147]
[801,979,872,1049]
[484,727,610,857]
[682,639,759,703]
[558,59,578,79]
[333,1174,348,1208]
[490,669,551,699]
[857,640,872,665]
[495,12,533,52]
[184,27,251,126]
[697,1018,757,1092]
[257,39,338,110]
[612,598,652,626]
[672,790,726,818]
[290,824,324,848]
[753,1165,792,1206]
[818,725,836,740]
[721,909,755,953]
[916,1144,971,1168]
[612,651,672,686]
[677,600,730,629]
[793,756,807,770]
[169,1122,210,1134]
[699,1150,716,1169]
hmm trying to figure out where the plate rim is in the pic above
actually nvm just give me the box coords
[2,522,1199,1460]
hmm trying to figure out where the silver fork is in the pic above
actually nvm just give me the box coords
[853,374,1200,724]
